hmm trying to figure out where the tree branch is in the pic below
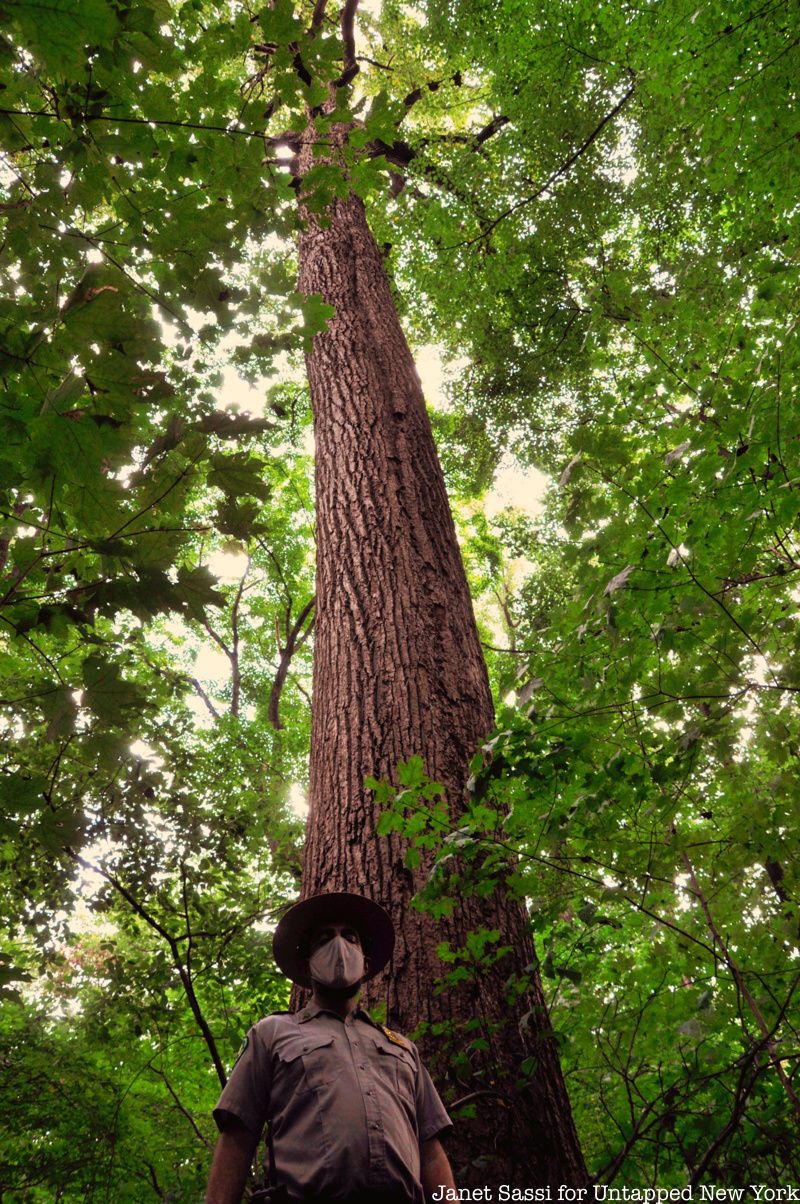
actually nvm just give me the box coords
[66,848,228,1087]
[146,1162,166,1199]
[149,1064,214,1151]
[188,676,220,719]
[688,1054,762,1186]
[200,619,233,660]
[335,0,360,86]
[0,106,268,141]
[140,652,221,720]
[310,0,329,29]
[268,597,315,730]
[402,70,463,110]
[681,852,800,1120]
[230,558,251,719]
[480,642,531,656]
[356,55,394,70]
[474,113,510,145]
[448,82,636,249]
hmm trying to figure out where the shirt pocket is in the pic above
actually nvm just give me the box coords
[275,1032,337,1093]
[371,1036,416,1104]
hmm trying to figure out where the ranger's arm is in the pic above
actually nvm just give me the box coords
[205,1119,260,1204]
[420,1136,457,1202]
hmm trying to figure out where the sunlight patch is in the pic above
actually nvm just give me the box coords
[485,458,549,519]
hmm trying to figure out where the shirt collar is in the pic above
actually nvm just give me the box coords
[295,999,324,1023]
[295,998,377,1026]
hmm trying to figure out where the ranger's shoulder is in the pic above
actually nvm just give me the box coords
[253,1011,294,1039]
[356,1008,414,1050]
[378,1024,415,1053]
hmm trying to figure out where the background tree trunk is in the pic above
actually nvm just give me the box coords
[295,127,587,1188]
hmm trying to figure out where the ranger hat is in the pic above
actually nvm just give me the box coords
[272,891,395,987]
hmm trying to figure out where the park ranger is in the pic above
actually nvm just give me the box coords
[205,891,457,1204]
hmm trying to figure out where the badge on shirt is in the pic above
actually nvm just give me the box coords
[381,1026,411,1051]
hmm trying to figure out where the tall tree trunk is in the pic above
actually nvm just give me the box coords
[295,125,587,1189]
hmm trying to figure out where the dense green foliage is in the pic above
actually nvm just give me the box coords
[1,0,798,1197]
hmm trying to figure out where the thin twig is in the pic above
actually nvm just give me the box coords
[148,1066,213,1151]
[447,83,635,249]
[0,106,268,140]
[681,851,800,1121]
[66,848,228,1087]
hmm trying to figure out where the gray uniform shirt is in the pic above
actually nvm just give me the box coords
[213,1000,451,1202]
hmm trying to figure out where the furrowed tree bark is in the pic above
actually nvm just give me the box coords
[294,121,587,1188]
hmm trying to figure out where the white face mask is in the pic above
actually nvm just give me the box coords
[308,935,365,989]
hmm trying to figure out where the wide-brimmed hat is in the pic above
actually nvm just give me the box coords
[272,892,395,987]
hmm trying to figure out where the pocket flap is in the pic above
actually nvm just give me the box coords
[276,1032,335,1063]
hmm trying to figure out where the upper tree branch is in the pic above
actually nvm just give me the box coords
[187,676,220,720]
[268,597,315,730]
[356,55,394,70]
[365,103,510,209]
[335,0,360,86]
[401,70,463,110]
[230,558,251,719]
[201,619,232,660]
[140,651,220,721]
[448,82,636,249]
[474,113,510,145]
[310,0,328,30]
[366,136,493,216]
[688,1054,763,1186]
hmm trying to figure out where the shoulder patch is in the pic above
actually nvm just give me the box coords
[232,1034,249,1067]
[381,1025,411,1051]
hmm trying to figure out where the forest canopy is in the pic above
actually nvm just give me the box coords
[1,0,799,1197]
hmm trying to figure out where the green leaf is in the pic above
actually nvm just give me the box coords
[31,804,84,854]
[0,774,47,816]
[81,655,147,726]
[6,0,119,73]
[208,453,271,502]
[175,565,225,621]
[41,686,79,742]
